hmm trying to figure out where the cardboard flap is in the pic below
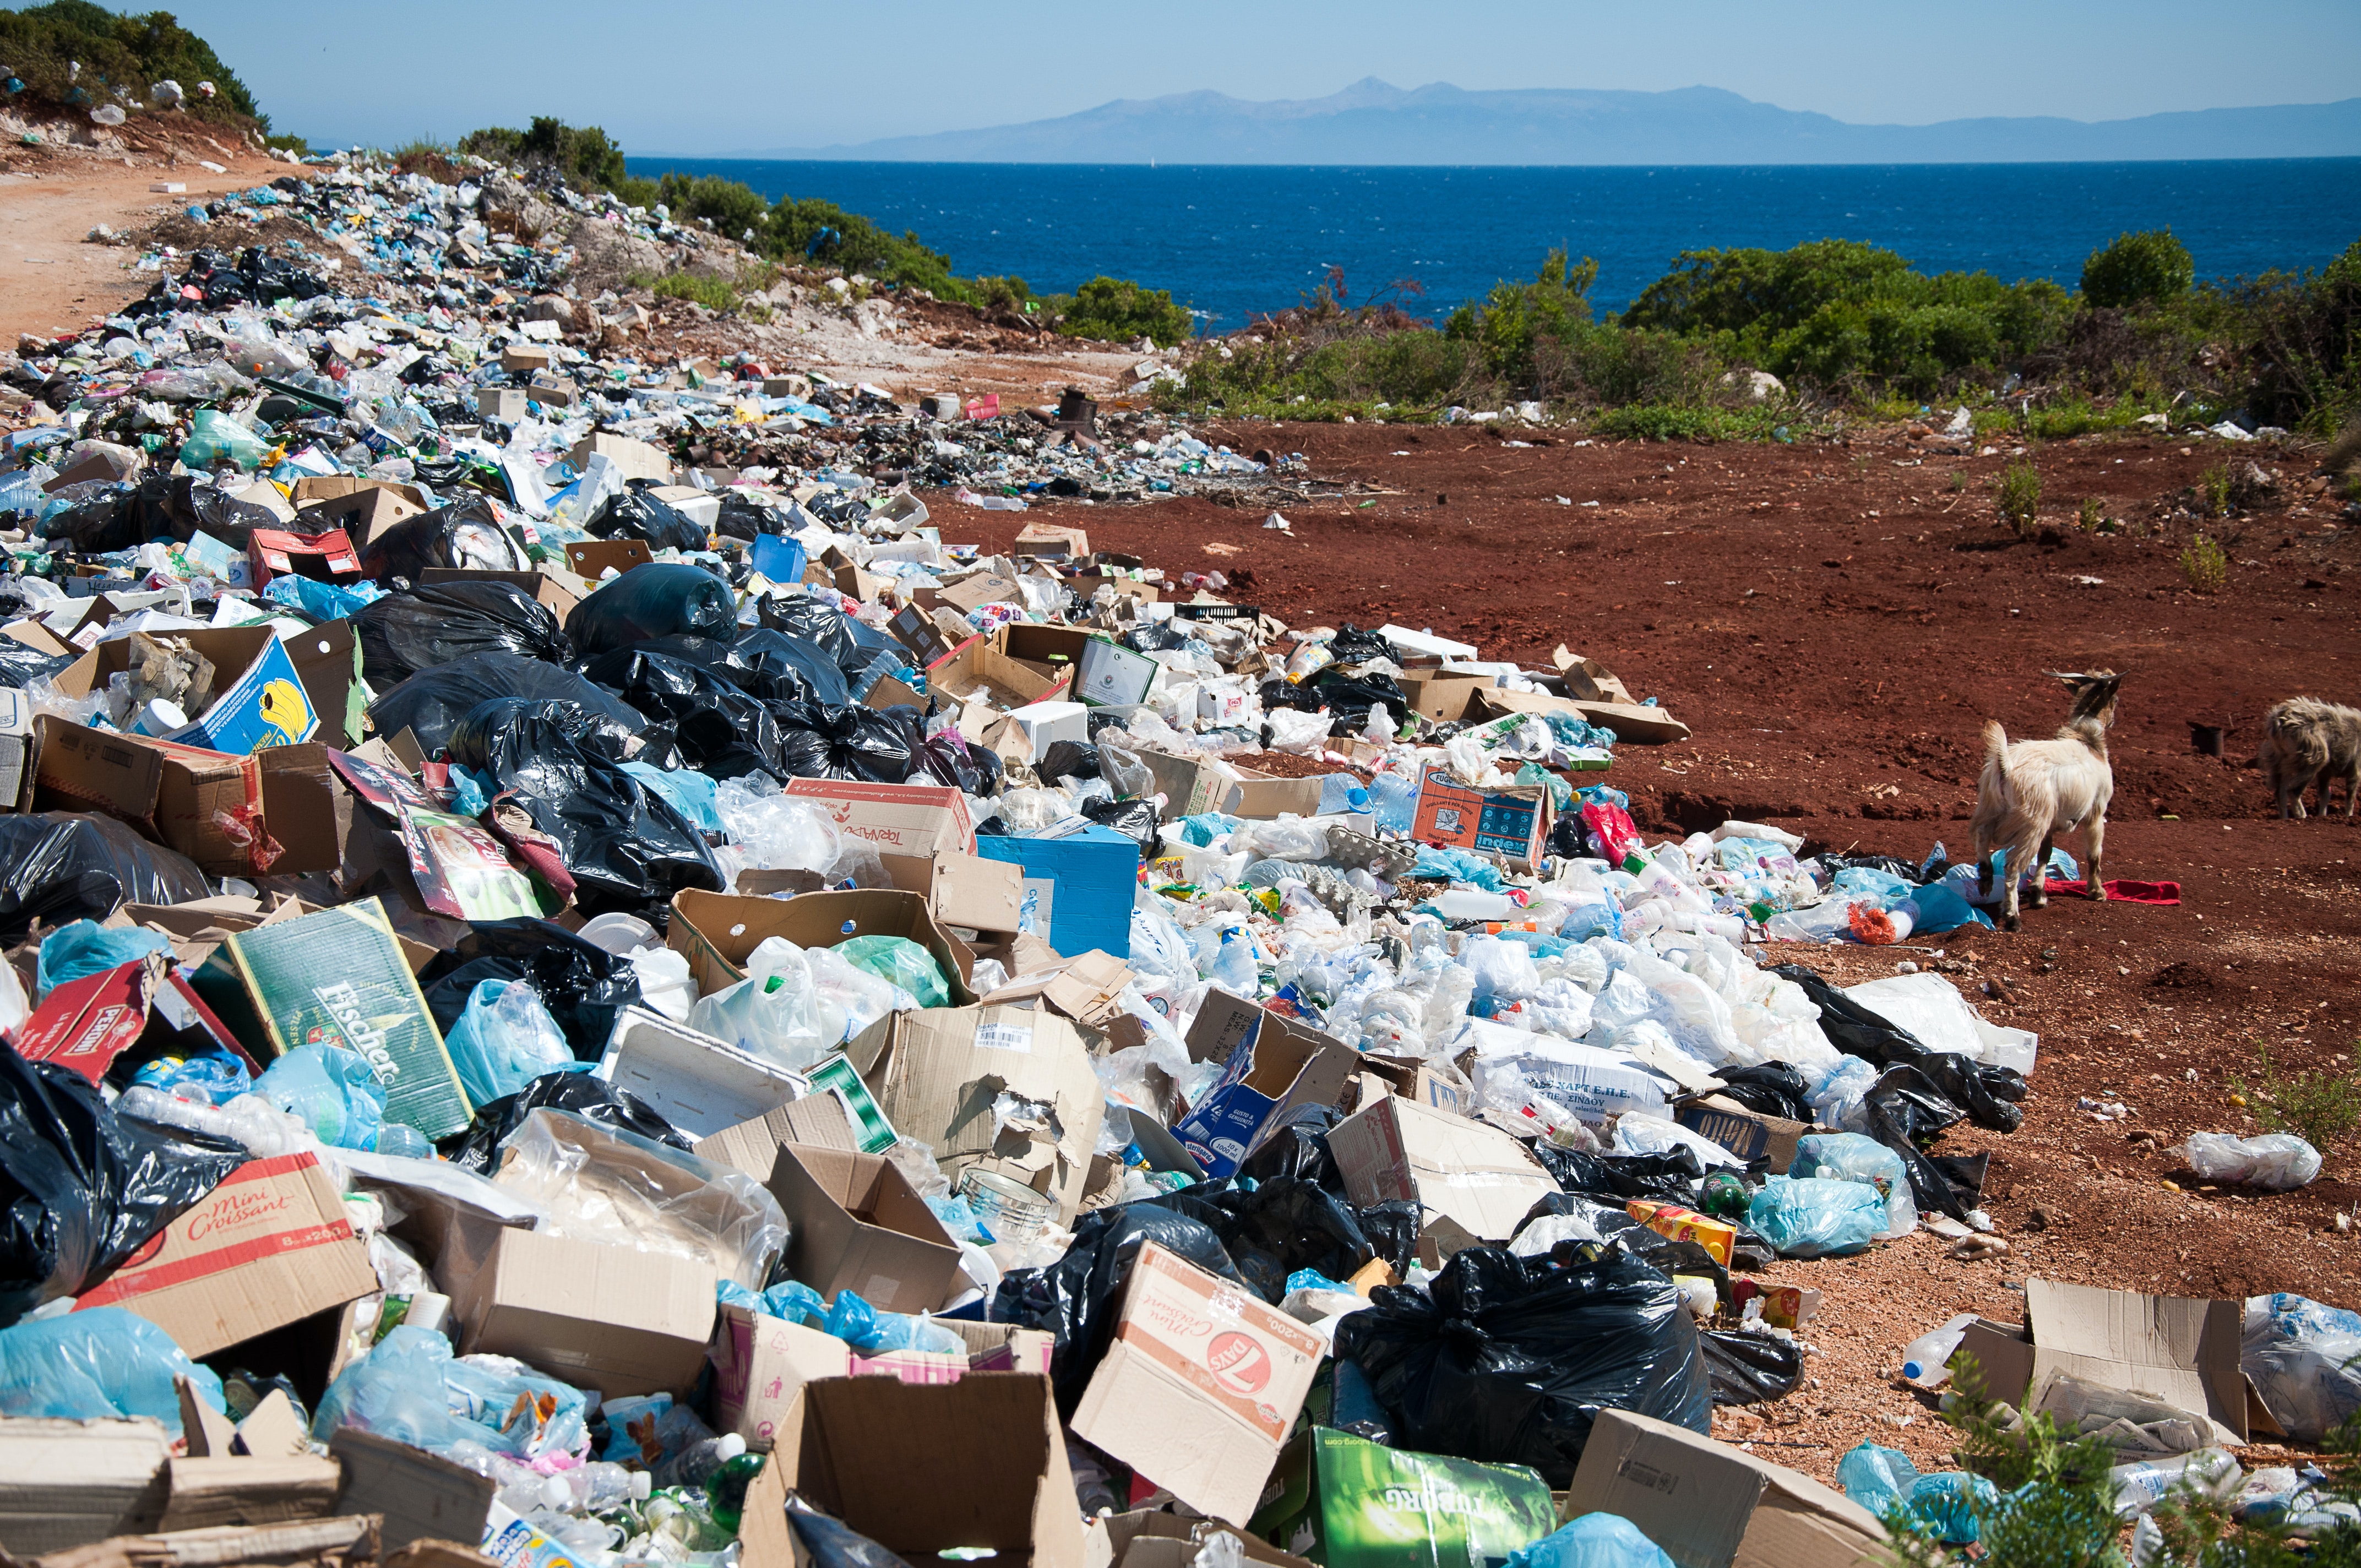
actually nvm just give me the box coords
[2025,1278,2248,1442]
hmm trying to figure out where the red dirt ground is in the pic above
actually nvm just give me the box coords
[932,418,2360,1480]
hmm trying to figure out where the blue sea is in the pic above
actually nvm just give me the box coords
[621,158,2361,330]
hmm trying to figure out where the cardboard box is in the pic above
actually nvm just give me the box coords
[417,567,589,619]
[997,623,1096,680]
[74,1151,378,1358]
[282,620,363,750]
[1625,1200,1738,1267]
[51,625,318,755]
[289,476,427,547]
[36,718,268,877]
[1563,1408,1886,1568]
[1248,1427,1557,1568]
[850,1003,1105,1224]
[888,603,961,667]
[498,344,553,375]
[975,821,1140,959]
[1351,1052,1475,1119]
[1954,1278,2255,1446]
[527,374,575,407]
[570,432,674,485]
[1012,522,1090,560]
[1005,699,1089,755]
[1136,748,1244,822]
[0,685,32,811]
[1172,991,1357,1179]
[329,1428,495,1552]
[928,636,1070,712]
[1472,685,1690,746]
[693,1094,864,1179]
[1412,765,1552,871]
[1396,673,1488,722]
[596,1005,809,1139]
[476,386,529,423]
[1327,1096,1557,1248]
[878,848,1025,937]
[248,527,362,589]
[764,1143,964,1314]
[780,776,975,858]
[1675,1093,1805,1173]
[208,897,471,1140]
[668,888,978,1004]
[439,1216,717,1397]
[760,1374,1086,1568]
[565,538,655,578]
[15,951,255,1085]
[1071,1242,1323,1526]
[0,1418,172,1553]
[1074,636,1159,707]
[1226,769,1329,821]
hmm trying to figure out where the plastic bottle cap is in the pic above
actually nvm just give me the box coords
[717,1433,746,1460]
[1902,1360,1925,1381]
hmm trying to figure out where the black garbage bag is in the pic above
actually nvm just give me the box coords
[580,647,787,781]
[1304,666,1410,732]
[587,484,706,552]
[39,482,140,552]
[568,563,738,656]
[1165,1177,1389,1303]
[358,495,525,584]
[1334,1245,1712,1485]
[1328,624,1398,666]
[758,594,895,683]
[716,493,791,541]
[442,1068,689,1172]
[1702,1329,1804,1405]
[1037,741,1100,783]
[775,701,924,783]
[353,580,572,688]
[1238,1105,1346,1190]
[1710,1062,1816,1124]
[1772,966,2026,1131]
[445,698,725,917]
[0,1043,248,1327]
[368,652,645,758]
[990,1199,1243,1413]
[1121,621,1187,655]
[1081,796,1158,853]
[1532,1142,1704,1204]
[783,1498,904,1568]
[918,729,1001,797]
[179,478,280,548]
[1821,853,1924,884]
[627,629,842,705]
[1547,815,1586,859]
[0,643,75,689]
[0,813,209,943]
[1858,1064,1975,1219]
[418,918,645,1058]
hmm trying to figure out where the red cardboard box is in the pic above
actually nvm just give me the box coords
[248,528,363,588]
[14,954,257,1084]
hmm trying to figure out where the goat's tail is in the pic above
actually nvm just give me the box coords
[1981,720,2010,776]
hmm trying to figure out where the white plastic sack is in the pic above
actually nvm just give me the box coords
[2182,1133,2320,1191]
[1265,708,1330,756]
[2243,1293,2361,1441]
[1612,1110,1745,1170]
[1843,972,2039,1074]
[1451,1017,1675,1124]
[686,936,829,1070]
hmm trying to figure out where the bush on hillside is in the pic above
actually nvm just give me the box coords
[0,0,262,124]
[2081,228,2195,309]
[1057,276,1193,346]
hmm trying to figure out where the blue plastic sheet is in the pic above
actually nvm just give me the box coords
[1747,1175,1885,1257]
[312,1324,587,1459]
[441,979,573,1107]
[0,1305,225,1435]
[35,920,173,1002]
[1508,1514,1674,1568]
[254,1043,386,1151]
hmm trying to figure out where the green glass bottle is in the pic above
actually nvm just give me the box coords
[705,1452,766,1536]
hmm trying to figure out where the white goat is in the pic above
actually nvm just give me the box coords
[1969,672,2120,932]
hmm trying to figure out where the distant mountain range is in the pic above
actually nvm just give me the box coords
[701,80,2361,165]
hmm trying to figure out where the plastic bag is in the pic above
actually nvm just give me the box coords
[757,594,896,685]
[1180,1177,1417,1304]
[312,1324,586,1460]
[687,937,830,1071]
[255,1043,387,1151]
[1,1043,247,1325]
[358,496,526,582]
[714,776,840,871]
[179,408,268,470]
[489,1108,788,1289]
[641,629,847,706]
[1335,1245,1711,1485]
[836,935,950,1009]
[1265,708,1330,755]
[2242,1293,2361,1441]
[589,485,708,552]
[443,1070,689,1174]
[1790,1133,1917,1238]
[773,700,924,783]
[1747,1175,1886,1257]
[1701,1328,1804,1406]
[0,1305,227,1434]
[568,563,738,656]
[0,813,209,942]
[353,580,573,689]
[368,652,645,759]
[2182,1133,2320,1191]
[420,917,644,1058]
[443,979,574,1107]
[1508,1515,1674,1568]
[35,919,173,1002]
[581,647,795,782]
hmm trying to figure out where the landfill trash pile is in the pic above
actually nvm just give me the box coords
[0,148,2351,1568]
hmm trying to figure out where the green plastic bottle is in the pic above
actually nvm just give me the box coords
[1700,1170,1750,1220]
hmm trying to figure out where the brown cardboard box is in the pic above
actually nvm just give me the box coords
[669,887,978,1003]
[1552,644,1639,704]
[437,1217,717,1398]
[780,776,975,858]
[850,1003,1105,1224]
[763,1143,964,1314]
[1675,1093,1805,1173]
[762,1374,1086,1568]
[569,432,674,485]
[709,1305,862,1451]
[417,567,589,619]
[1954,1277,2256,1445]
[73,1151,377,1358]
[692,1095,862,1179]
[291,482,425,548]
[1471,685,1691,745]
[0,1418,172,1554]
[1103,1512,1315,1568]
[1353,1052,1476,1119]
[1226,769,1326,820]
[1326,1096,1558,1246]
[499,344,553,375]
[886,603,962,667]
[998,622,1097,680]
[34,717,272,876]
[282,621,362,750]
[564,538,655,578]
[329,1429,495,1551]
[1395,673,1488,723]
[1071,1242,1324,1526]
[1011,522,1091,560]
[933,571,1026,613]
[981,949,1135,1040]
[1135,748,1245,822]
[927,635,1070,713]
[1564,1409,1885,1568]
[1172,991,1359,1180]
[878,848,1024,937]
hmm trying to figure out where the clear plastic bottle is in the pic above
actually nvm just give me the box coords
[1368,772,1417,834]
[1899,1313,1981,1386]
[650,1432,746,1491]
[1209,931,1258,993]
[541,1462,654,1514]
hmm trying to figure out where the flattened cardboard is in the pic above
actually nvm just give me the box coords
[849,1003,1105,1223]
[781,776,976,858]
[769,1374,1085,1568]
[74,1151,378,1358]
[1411,765,1552,871]
[1957,1278,2252,1446]
[1551,645,1638,704]
[1071,1242,1323,1526]
[1326,1096,1557,1245]
[438,1217,717,1398]
[330,1428,496,1551]
[1472,685,1690,745]
[570,432,674,485]
[668,887,977,1004]
[596,1005,809,1138]
[763,1142,963,1314]
[0,1418,172,1554]
[1563,1408,1886,1568]
[156,1455,342,1532]
[564,538,655,578]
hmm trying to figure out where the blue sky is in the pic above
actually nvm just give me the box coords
[178,0,2361,154]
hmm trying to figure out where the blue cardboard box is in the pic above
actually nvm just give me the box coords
[1171,989,1358,1178]
[975,821,1139,959]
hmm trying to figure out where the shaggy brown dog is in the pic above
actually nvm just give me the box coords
[2259,696,2361,819]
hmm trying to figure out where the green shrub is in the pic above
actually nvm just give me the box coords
[1996,463,2042,535]
[2181,530,2228,593]
[634,271,741,312]
[2232,1041,2361,1149]
[974,275,1032,312]
[2198,462,2234,517]
[1057,276,1193,347]
[1444,249,1598,385]
[0,1,263,124]
[460,116,630,191]
[652,173,770,242]
[2081,228,2195,309]
[2077,496,2104,531]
